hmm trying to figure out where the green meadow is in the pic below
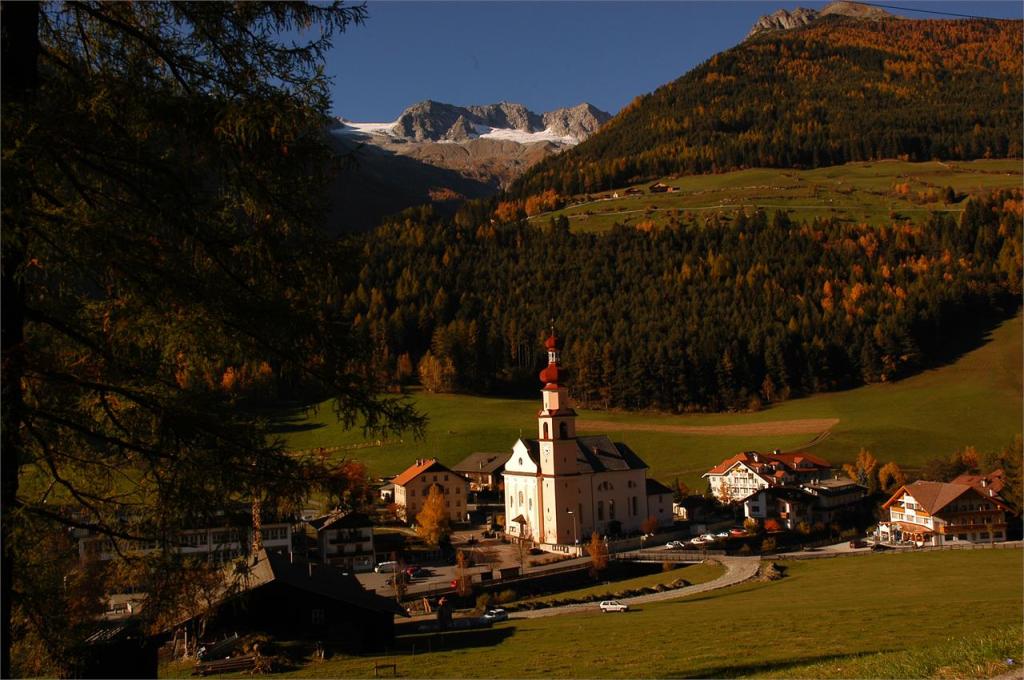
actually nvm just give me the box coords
[528,159,1022,233]
[278,313,1022,490]
[518,561,725,606]
[220,548,1023,678]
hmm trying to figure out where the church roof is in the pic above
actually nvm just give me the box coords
[515,435,648,473]
[576,436,648,472]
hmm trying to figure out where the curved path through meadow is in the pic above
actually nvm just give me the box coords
[509,556,761,620]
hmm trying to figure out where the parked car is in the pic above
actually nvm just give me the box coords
[689,537,707,546]
[700,533,718,542]
[665,540,686,550]
[404,565,423,576]
[849,539,868,549]
[715,531,730,539]
[375,561,399,574]
[729,528,747,538]
[407,567,430,578]
[483,608,508,622]
[599,600,629,613]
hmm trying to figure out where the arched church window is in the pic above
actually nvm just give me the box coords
[543,423,549,439]
[559,422,568,439]
[518,491,524,506]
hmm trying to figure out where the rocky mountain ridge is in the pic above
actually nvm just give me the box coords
[339,100,611,144]
[747,1,893,38]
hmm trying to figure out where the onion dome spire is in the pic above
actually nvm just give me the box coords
[539,324,565,388]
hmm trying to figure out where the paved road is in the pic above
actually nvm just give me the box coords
[509,556,761,620]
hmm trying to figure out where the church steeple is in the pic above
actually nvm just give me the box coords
[539,328,565,390]
[537,329,577,474]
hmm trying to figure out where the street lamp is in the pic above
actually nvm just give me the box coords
[567,510,579,551]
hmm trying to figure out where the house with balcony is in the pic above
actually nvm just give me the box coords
[703,450,832,503]
[78,511,294,563]
[878,480,1010,546]
[391,458,470,524]
[307,510,376,572]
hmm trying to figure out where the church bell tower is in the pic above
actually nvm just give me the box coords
[537,330,577,476]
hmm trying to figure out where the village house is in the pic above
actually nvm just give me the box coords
[878,479,1010,546]
[77,511,293,563]
[744,478,867,529]
[391,458,469,524]
[703,450,832,503]
[503,332,672,552]
[306,510,376,572]
[452,451,511,492]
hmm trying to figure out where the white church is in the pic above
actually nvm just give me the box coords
[502,332,673,553]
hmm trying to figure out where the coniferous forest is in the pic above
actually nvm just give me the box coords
[345,190,1022,411]
[511,17,1022,197]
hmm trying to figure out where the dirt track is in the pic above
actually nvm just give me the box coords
[578,417,839,437]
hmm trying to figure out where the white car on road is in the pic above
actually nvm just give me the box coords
[599,600,629,613]
[665,540,687,550]
[483,608,508,622]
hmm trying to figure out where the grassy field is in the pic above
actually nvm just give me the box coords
[277,313,1021,490]
[518,561,725,605]
[528,159,1023,233]
[179,548,1020,678]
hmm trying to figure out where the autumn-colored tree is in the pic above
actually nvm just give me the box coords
[494,200,525,223]
[641,516,659,535]
[417,351,456,393]
[323,459,373,510]
[587,531,609,579]
[673,478,689,501]
[877,461,907,495]
[843,448,880,494]
[743,517,761,534]
[982,436,1023,516]
[716,478,731,502]
[764,518,782,533]
[415,486,450,547]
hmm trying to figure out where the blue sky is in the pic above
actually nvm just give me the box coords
[325,1,1023,121]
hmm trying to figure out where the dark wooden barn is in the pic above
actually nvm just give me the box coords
[198,550,407,652]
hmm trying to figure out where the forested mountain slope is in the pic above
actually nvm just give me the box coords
[511,17,1022,197]
[344,190,1021,411]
